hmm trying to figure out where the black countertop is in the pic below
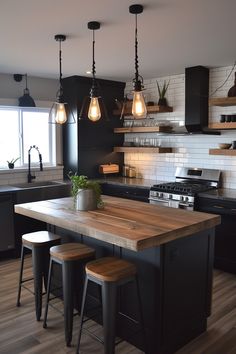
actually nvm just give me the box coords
[97,177,164,188]
[198,188,236,202]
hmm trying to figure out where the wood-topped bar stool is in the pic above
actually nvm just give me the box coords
[16,231,61,321]
[43,242,95,347]
[76,257,147,354]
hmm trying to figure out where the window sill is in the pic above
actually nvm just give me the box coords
[0,165,63,174]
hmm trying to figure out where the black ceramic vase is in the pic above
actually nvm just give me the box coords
[158,98,167,106]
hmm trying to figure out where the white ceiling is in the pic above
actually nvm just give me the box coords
[1,0,236,82]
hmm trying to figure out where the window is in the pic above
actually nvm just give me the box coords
[0,107,55,168]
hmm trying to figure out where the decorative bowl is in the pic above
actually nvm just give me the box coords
[218,143,232,149]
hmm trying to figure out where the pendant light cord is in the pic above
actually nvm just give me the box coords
[25,74,28,90]
[92,29,96,83]
[134,14,139,83]
[59,39,63,95]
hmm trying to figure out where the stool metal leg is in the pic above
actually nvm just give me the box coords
[135,275,149,354]
[32,247,44,321]
[62,260,75,347]
[76,274,89,354]
[43,257,54,329]
[42,246,51,293]
[102,282,117,354]
[16,245,25,307]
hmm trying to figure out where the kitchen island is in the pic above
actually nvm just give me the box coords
[15,196,220,354]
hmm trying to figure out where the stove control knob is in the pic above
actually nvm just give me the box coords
[180,196,184,201]
[185,196,189,202]
[169,194,173,199]
[159,192,163,198]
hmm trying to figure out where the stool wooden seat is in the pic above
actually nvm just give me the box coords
[86,256,136,282]
[50,243,95,262]
[16,231,61,321]
[43,242,95,347]
[76,257,147,354]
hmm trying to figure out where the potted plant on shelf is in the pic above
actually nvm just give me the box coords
[68,173,103,211]
[7,157,20,169]
[156,80,170,106]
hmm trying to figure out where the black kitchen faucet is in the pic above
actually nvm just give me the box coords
[28,145,43,183]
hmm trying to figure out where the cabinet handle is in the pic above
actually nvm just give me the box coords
[213,205,224,209]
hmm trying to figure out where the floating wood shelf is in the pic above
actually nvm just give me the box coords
[113,147,172,153]
[113,105,173,116]
[209,149,236,156]
[209,97,236,107]
[208,122,236,130]
[114,126,173,133]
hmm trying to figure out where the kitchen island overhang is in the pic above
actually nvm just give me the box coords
[14,196,220,354]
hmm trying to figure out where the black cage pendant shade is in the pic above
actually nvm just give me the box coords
[49,34,75,124]
[79,21,108,122]
[129,4,147,119]
[17,74,36,107]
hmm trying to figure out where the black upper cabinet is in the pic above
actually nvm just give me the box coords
[185,66,209,132]
[62,76,125,178]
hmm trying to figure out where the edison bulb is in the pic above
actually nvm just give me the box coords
[88,97,101,122]
[132,91,147,119]
[55,103,67,124]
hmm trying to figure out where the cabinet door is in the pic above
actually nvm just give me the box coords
[0,195,15,251]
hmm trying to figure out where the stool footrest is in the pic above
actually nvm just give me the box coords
[21,277,34,284]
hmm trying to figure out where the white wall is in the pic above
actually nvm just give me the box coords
[0,73,58,105]
[124,65,236,188]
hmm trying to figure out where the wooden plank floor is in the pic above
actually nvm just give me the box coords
[1,257,236,354]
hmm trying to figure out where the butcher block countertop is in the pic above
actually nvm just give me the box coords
[15,196,220,252]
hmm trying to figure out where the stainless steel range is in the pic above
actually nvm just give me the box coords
[149,167,221,210]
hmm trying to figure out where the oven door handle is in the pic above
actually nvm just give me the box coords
[149,197,169,204]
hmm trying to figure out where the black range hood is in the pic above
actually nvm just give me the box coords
[173,65,220,135]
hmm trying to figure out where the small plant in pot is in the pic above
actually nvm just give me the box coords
[7,157,20,169]
[68,173,103,211]
[156,80,170,106]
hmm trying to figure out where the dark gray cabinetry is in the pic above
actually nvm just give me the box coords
[0,194,15,252]
[198,196,236,273]
[62,76,125,178]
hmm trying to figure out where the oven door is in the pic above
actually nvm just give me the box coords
[149,197,179,208]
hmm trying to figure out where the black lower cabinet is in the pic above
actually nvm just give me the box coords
[198,196,236,273]
[0,194,15,257]
[101,183,150,203]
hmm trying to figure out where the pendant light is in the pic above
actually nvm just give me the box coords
[14,74,36,107]
[49,34,75,124]
[87,21,101,122]
[129,4,147,119]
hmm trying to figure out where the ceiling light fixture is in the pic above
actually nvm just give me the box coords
[14,74,36,107]
[49,34,75,124]
[129,4,147,119]
[87,21,102,122]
